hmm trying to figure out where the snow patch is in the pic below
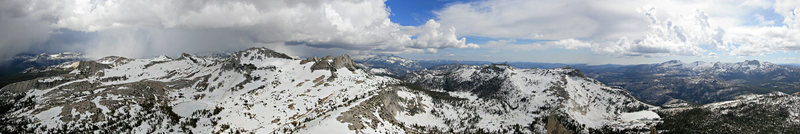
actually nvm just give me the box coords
[172,101,209,117]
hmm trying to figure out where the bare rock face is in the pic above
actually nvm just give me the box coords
[222,47,293,71]
[302,54,358,72]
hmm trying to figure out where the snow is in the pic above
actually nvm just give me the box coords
[620,110,660,122]
[369,68,389,74]
[447,91,477,100]
[150,55,172,62]
[92,97,111,114]
[38,76,63,83]
[172,101,209,117]
[35,106,63,128]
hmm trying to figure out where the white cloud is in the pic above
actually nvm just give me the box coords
[551,39,591,50]
[0,0,477,59]
[727,0,800,56]
[484,38,591,52]
[595,8,724,57]
[436,0,800,58]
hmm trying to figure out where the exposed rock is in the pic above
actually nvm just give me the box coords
[302,54,358,72]
[546,113,574,134]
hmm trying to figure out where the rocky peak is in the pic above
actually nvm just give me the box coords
[480,63,511,73]
[658,60,683,67]
[302,54,358,72]
[97,56,132,65]
[220,47,296,71]
[558,66,586,78]
[745,60,761,66]
[232,47,293,60]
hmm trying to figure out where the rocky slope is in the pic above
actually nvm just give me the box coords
[656,92,800,133]
[0,48,659,133]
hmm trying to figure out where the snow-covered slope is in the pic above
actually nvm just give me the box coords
[387,64,661,133]
[0,48,395,133]
[0,48,659,133]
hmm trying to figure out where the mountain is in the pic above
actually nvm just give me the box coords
[0,48,659,133]
[0,52,85,76]
[397,64,659,133]
[656,92,800,133]
[354,55,575,77]
[0,48,395,133]
[354,55,800,107]
[579,60,800,106]
[0,52,86,89]
[354,55,425,76]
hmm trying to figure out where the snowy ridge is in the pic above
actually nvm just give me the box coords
[0,48,660,133]
[377,64,662,133]
[0,47,396,133]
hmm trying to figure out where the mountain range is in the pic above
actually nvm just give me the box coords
[0,48,660,133]
[356,55,800,106]
[2,48,800,133]
[580,60,800,105]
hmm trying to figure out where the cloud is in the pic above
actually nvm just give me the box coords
[436,0,800,58]
[0,0,57,59]
[727,0,800,56]
[0,0,476,59]
[595,8,724,57]
[435,0,650,40]
[484,38,591,52]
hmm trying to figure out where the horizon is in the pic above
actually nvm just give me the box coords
[0,0,798,65]
[7,47,798,66]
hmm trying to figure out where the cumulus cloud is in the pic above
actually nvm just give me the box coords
[727,0,800,56]
[436,0,800,58]
[0,0,476,59]
[595,8,725,57]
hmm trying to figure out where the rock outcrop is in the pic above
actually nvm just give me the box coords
[302,54,358,72]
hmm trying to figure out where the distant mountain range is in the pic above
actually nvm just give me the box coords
[0,53,86,89]
[356,55,800,106]
[580,60,800,105]
[354,55,578,76]
[0,53,85,76]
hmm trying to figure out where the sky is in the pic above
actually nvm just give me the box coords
[0,0,798,65]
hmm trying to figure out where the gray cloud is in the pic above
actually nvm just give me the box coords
[0,0,476,59]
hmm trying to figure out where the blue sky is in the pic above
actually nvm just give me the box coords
[0,0,798,65]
